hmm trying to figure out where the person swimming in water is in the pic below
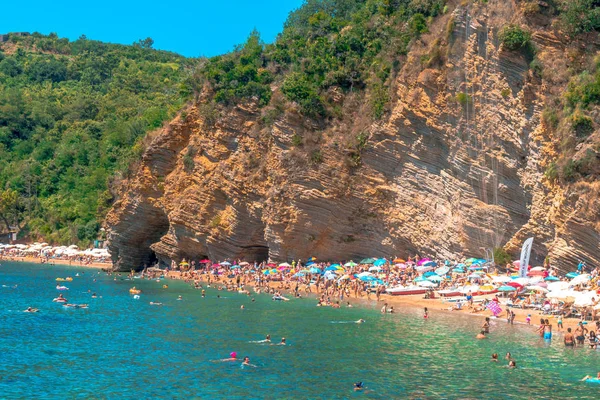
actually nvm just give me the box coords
[24,307,39,313]
[581,372,600,381]
[476,330,487,339]
[241,356,257,368]
[354,382,364,391]
[508,360,517,368]
[424,307,429,319]
[149,302,163,306]
[218,352,238,362]
[482,317,490,333]
[251,334,271,343]
[274,337,286,346]
[177,295,182,301]
[491,353,498,362]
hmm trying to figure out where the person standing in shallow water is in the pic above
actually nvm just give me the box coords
[482,317,490,333]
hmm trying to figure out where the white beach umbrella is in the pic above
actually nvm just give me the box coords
[546,290,579,302]
[278,262,291,267]
[547,281,569,292]
[416,280,435,287]
[574,291,598,307]
[526,285,548,293]
[512,277,530,286]
[492,276,512,283]
[570,274,591,286]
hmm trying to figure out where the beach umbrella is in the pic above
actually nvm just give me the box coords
[427,275,443,282]
[527,285,548,293]
[417,258,431,266]
[374,258,387,267]
[344,261,357,267]
[219,261,231,266]
[368,266,382,272]
[393,258,405,263]
[299,269,311,273]
[498,285,517,292]
[200,259,211,263]
[414,276,427,282]
[506,282,523,289]
[416,280,435,287]
[492,276,512,283]
[416,266,434,273]
[307,257,317,262]
[547,281,569,291]
[360,258,376,264]
[544,276,559,281]
[468,273,483,279]
[356,272,373,278]
[574,291,597,307]
[423,271,437,278]
[464,258,478,266]
[565,272,580,279]
[435,266,450,276]
[309,267,321,274]
[511,277,530,286]
[231,265,240,269]
[530,267,546,272]
[278,262,291,267]
[546,290,578,302]
[394,263,408,269]
[293,272,305,277]
[570,274,591,285]
[423,260,437,267]
[452,268,466,274]
[338,275,350,280]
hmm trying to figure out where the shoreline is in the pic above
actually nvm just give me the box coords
[1,255,111,269]
[160,271,592,337]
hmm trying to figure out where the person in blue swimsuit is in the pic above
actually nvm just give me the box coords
[543,319,552,340]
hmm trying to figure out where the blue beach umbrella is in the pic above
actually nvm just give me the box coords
[306,261,315,266]
[374,258,387,267]
[231,265,240,269]
[414,276,427,282]
[544,276,559,281]
[293,272,305,277]
[360,258,376,264]
[423,261,438,267]
[427,275,443,282]
[498,285,517,292]
[565,272,579,279]
[453,268,466,273]
[423,271,437,278]
[435,266,450,276]
[309,267,322,274]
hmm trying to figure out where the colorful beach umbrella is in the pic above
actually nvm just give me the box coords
[435,266,450,276]
[423,261,437,267]
[344,261,357,267]
[373,258,387,267]
[417,258,431,266]
[393,258,405,263]
[498,285,517,292]
[309,267,321,274]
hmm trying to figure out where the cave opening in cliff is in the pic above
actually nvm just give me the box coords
[241,245,269,263]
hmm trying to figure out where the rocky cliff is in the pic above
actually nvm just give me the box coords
[106,1,600,271]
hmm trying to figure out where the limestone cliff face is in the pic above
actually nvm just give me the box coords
[106,1,600,271]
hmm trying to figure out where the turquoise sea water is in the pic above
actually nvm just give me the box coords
[0,262,598,399]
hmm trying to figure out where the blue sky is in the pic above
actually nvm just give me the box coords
[1,0,304,57]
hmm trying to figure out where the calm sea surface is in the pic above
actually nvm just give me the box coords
[0,262,598,399]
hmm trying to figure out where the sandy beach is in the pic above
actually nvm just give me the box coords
[1,255,111,269]
[160,270,595,336]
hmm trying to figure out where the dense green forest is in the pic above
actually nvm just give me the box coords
[1,0,597,247]
[0,33,191,245]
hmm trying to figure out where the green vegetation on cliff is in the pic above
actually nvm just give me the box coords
[196,0,446,119]
[0,33,191,245]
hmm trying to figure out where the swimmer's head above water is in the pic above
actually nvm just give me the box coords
[354,382,363,391]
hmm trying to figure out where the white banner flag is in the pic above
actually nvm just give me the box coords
[519,237,534,278]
